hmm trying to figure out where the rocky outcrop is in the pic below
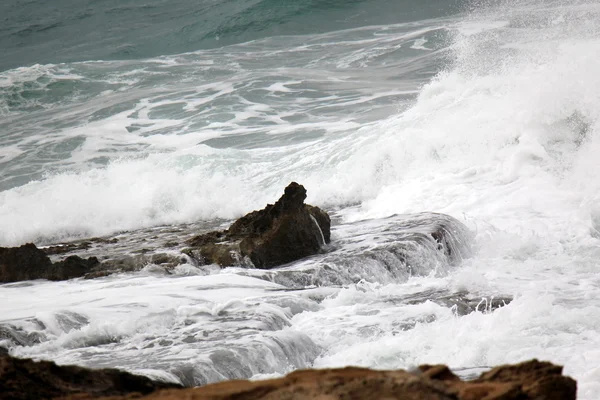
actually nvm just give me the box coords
[419,361,576,400]
[101,359,574,400]
[0,243,100,283]
[0,354,181,399]
[186,182,331,269]
[0,183,331,281]
[0,355,575,400]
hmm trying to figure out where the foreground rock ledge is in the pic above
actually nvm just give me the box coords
[185,182,331,269]
[0,354,181,399]
[123,360,575,400]
[0,355,575,400]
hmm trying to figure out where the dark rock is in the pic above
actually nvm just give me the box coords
[0,354,181,399]
[51,255,100,280]
[186,182,331,269]
[306,204,331,243]
[0,243,52,283]
[0,243,99,283]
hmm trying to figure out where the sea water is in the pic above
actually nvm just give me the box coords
[2,0,600,398]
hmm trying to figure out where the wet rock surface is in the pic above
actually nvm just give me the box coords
[0,239,191,283]
[186,182,331,269]
[0,183,332,281]
[395,288,512,316]
[0,354,181,399]
[0,243,100,283]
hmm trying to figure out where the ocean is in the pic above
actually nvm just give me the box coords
[2,0,600,397]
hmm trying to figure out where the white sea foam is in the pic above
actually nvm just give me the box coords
[0,22,436,245]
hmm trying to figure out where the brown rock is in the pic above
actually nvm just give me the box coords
[93,359,575,400]
[186,182,331,269]
[0,354,181,399]
[472,360,576,400]
[419,364,461,381]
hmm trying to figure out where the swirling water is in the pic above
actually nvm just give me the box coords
[2,0,600,398]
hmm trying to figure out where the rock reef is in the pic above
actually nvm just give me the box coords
[0,182,331,281]
[0,183,475,282]
[0,354,575,400]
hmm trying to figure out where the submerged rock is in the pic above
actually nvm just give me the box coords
[0,324,46,349]
[0,243,99,283]
[186,182,331,269]
[0,354,180,399]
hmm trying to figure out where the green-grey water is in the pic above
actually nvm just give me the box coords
[0,0,457,72]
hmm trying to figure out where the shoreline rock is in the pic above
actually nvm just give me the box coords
[0,183,332,282]
[185,182,331,269]
[0,184,473,282]
[0,354,576,400]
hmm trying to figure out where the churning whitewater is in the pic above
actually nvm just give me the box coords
[2,0,600,398]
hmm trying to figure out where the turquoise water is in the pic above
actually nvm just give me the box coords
[0,0,455,199]
[0,0,458,72]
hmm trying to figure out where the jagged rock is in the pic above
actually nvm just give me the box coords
[90,359,575,400]
[186,182,331,269]
[0,243,99,283]
[0,354,181,399]
[0,249,188,282]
